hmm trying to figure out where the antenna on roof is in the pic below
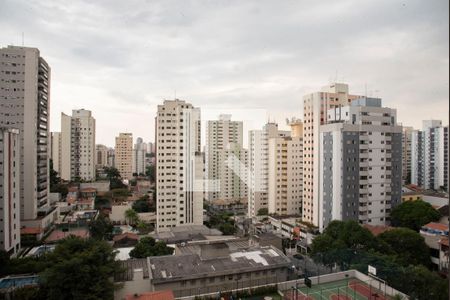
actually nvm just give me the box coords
[21,32,24,46]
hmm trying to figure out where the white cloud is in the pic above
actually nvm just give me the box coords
[0,0,448,146]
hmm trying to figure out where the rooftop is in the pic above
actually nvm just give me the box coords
[115,258,150,282]
[363,224,394,236]
[126,290,175,300]
[422,222,448,232]
[149,244,290,283]
[0,275,39,290]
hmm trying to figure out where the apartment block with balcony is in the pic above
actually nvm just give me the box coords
[268,119,303,216]
[115,133,133,180]
[60,109,96,181]
[302,83,363,226]
[411,120,448,191]
[0,128,21,255]
[156,99,203,232]
[0,45,50,220]
[319,97,402,230]
[248,123,289,217]
[205,115,247,202]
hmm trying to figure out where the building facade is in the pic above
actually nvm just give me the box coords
[302,83,363,227]
[411,120,449,191]
[133,137,146,176]
[268,120,303,216]
[0,45,50,220]
[115,133,133,180]
[0,128,21,255]
[318,97,402,230]
[60,109,96,181]
[156,100,203,232]
[401,126,413,184]
[50,132,62,175]
[95,144,109,169]
[205,115,246,202]
[248,123,289,217]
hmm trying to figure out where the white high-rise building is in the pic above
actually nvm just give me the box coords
[0,128,21,255]
[302,83,363,226]
[205,115,246,202]
[268,119,303,216]
[248,123,290,217]
[156,99,203,232]
[318,98,402,230]
[115,133,133,180]
[50,132,62,175]
[60,109,96,181]
[411,120,448,191]
[133,137,146,176]
[0,46,50,220]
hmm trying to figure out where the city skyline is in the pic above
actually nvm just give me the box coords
[1,0,448,147]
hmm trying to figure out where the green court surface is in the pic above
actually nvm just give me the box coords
[291,279,390,300]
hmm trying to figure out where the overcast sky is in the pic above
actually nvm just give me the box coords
[1,0,448,147]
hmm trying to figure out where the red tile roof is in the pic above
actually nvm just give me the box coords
[20,227,43,235]
[363,224,394,236]
[113,232,139,242]
[126,290,174,300]
[81,188,97,193]
[45,229,89,243]
[423,222,448,232]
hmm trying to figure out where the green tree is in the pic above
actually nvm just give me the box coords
[129,237,173,258]
[39,236,122,300]
[104,167,126,189]
[132,196,150,213]
[124,208,139,225]
[378,227,431,267]
[257,208,268,216]
[219,223,236,235]
[89,214,114,240]
[390,200,440,231]
[145,164,155,182]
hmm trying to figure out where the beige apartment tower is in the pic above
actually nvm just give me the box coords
[156,99,203,232]
[268,119,303,216]
[248,123,290,217]
[205,115,247,202]
[0,46,50,220]
[115,133,133,180]
[302,83,362,226]
[50,132,62,175]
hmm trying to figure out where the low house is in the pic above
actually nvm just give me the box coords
[420,222,449,270]
[113,232,139,248]
[78,187,96,210]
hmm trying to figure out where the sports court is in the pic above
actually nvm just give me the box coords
[283,279,393,300]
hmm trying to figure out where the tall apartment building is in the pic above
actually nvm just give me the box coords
[205,115,246,201]
[401,126,413,184]
[248,123,290,217]
[156,99,203,232]
[411,120,449,191]
[133,137,146,175]
[60,109,96,181]
[302,83,363,226]
[268,119,303,216]
[50,132,62,175]
[0,46,50,220]
[95,144,108,168]
[115,133,133,180]
[318,97,402,230]
[0,128,21,255]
